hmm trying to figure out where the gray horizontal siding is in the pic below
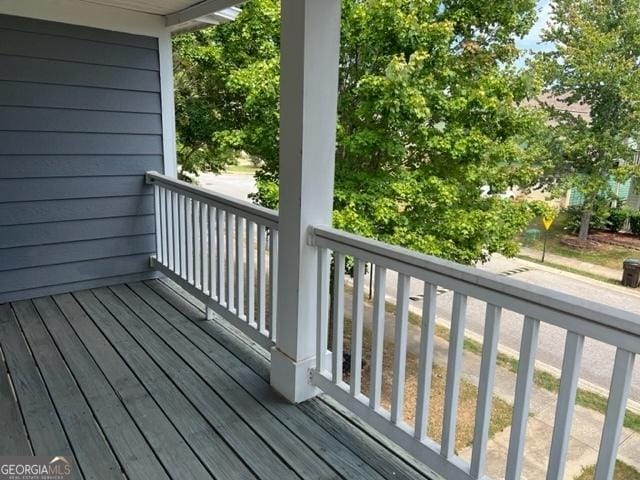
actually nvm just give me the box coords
[0,29,160,70]
[0,177,151,202]
[0,14,163,302]
[0,107,162,134]
[0,81,161,113]
[0,216,156,249]
[0,235,154,272]
[0,156,162,178]
[0,196,154,226]
[0,254,153,296]
[0,132,163,155]
[0,14,158,49]
[0,55,160,91]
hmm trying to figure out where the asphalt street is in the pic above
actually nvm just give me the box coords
[370,258,640,403]
[201,172,640,403]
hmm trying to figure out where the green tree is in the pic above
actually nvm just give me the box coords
[175,0,548,263]
[536,0,640,241]
[173,1,280,181]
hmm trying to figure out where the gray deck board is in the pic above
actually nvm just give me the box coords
[89,286,279,480]
[72,289,259,480]
[54,293,211,480]
[147,279,433,480]
[1,281,433,480]
[31,296,169,480]
[0,327,31,455]
[0,304,75,460]
[12,300,122,480]
[115,283,340,480]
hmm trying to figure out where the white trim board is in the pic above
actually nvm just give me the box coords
[158,31,178,178]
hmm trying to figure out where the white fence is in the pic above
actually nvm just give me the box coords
[146,171,278,349]
[310,225,639,480]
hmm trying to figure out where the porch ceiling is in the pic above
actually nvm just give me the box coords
[76,0,241,31]
[79,0,202,15]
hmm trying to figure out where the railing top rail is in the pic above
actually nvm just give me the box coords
[311,225,640,340]
[146,171,279,228]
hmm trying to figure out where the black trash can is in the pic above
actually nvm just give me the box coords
[622,259,640,288]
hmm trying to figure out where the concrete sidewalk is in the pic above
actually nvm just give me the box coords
[344,289,640,478]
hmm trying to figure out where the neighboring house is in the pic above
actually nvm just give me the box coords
[566,177,635,208]
[627,152,640,210]
[566,151,640,210]
[0,3,636,480]
[530,94,640,211]
[629,178,640,210]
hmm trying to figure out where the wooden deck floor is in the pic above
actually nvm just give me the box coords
[0,279,434,480]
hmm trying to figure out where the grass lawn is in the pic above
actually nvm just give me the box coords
[524,235,631,270]
[575,460,640,480]
[342,317,513,452]
[432,317,640,434]
[518,255,621,286]
[225,163,257,174]
[381,300,640,435]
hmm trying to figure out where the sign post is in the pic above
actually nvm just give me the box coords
[541,216,554,263]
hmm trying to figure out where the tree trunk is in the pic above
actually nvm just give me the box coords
[578,209,591,242]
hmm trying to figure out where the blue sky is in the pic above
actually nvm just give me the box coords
[515,0,554,54]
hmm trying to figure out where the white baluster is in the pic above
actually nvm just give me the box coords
[350,259,365,396]
[441,292,468,458]
[506,316,541,480]
[595,348,636,480]
[470,304,502,478]
[316,247,330,372]
[391,273,410,424]
[332,253,345,384]
[415,282,437,441]
[370,265,387,410]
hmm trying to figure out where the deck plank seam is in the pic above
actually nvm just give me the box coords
[56,293,198,480]
[0,335,34,455]
[144,280,406,480]
[6,303,85,478]
[115,285,322,478]
[92,286,287,480]
[154,279,436,480]
[20,299,128,479]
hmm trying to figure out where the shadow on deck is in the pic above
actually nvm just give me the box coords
[0,279,435,480]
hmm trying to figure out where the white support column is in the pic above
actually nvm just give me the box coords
[270,0,341,403]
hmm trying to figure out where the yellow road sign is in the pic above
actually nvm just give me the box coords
[542,217,554,231]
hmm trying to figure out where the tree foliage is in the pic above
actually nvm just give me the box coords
[174,0,549,263]
[535,0,640,240]
[173,2,280,180]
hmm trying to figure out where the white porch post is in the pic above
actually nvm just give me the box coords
[270,0,341,403]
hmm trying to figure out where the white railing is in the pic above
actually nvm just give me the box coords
[145,175,639,479]
[310,225,639,480]
[146,171,279,349]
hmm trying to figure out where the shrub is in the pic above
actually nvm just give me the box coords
[564,206,609,233]
[630,212,640,236]
[607,208,629,232]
